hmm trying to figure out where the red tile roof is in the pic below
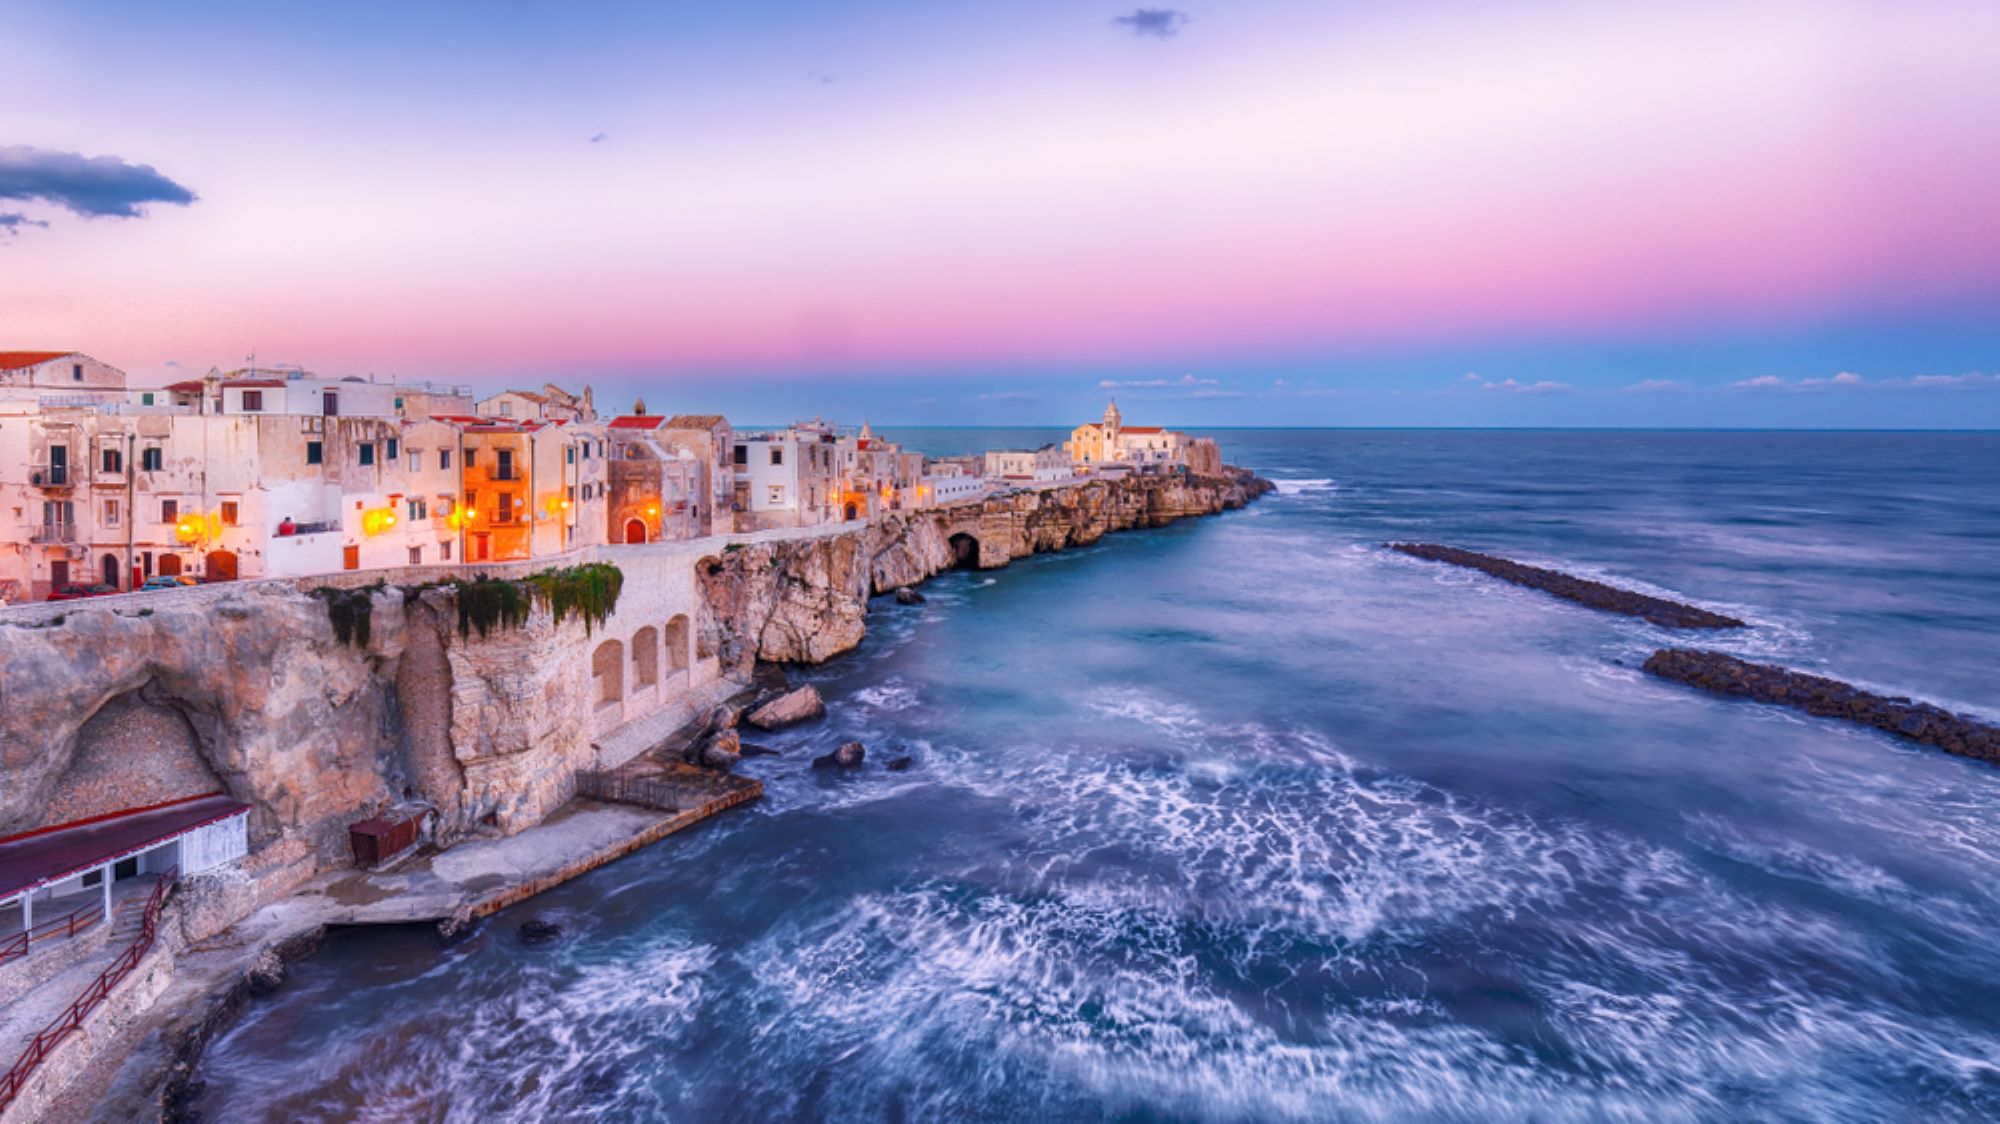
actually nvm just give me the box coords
[1122,426,1165,434]
[163,380,206,393]
[223,379,286,389]
[609,416,666,429]
[0,351,75,371]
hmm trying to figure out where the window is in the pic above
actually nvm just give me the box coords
[141,447,163,472]
[161,498,179,523]
[408,546,423,565]
[101,447,123,473]
[733,445,747,466]
[464,449,477,468]
[141,392,155,406]
[102,498,120,527]
[220,500,239,526]
[72,362,83,382]
[566,485,576,502]
[387,438,399,461]
[768,484,784,505]
[566,446,575,465]
[407,497,428,521]
[437,496,454,518]
[241,390,264,412]
[394,397,405,411]
[439,449,452,470]
[306,441,323,465]
[359,443,376,466]
[497,493,515,522]
[441,540,453,561]
[770,447,783,467]
[583,442,593,460]
[499,401,514,417]
[408,449,421,473]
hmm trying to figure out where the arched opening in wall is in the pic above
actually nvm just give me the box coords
[101,553,120,588]
[624,518,647,544]
[844,503,858,521]
[158,554,183,577]
[592,639,625,710]
[40,685,227,833]
[665,614,690,673]
[948,533,981,571]
[631,626,659,688]
[205,550,239,581]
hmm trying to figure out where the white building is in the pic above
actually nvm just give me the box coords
[984,443,1071,483]
[731,422,843,531]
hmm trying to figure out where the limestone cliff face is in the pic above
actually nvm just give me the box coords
[702,468,1270,667]
[0,585,397,854]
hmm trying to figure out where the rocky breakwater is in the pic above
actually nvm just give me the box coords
[699,467,1271,669]
[1387,542,1745,629]
[1644,649,2000,765]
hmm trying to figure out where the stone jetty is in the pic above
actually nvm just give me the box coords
[1644,648,2000,765]
[1386,543,1744,629]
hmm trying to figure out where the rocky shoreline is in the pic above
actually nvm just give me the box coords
[48,465,1274,1122]
[1386,542,1744,629]
[1644,648,2000,765]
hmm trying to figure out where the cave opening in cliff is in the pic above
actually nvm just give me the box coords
[948,533,981,570]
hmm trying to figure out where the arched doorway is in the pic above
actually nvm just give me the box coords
[631,626,659,689]
[844,503,858,521]
[948,533,981,570]
[158,554,183,577]
[665,615,690,673]
[205,550,238,581]
[591,639,625,711]
[101,553,120,589]
[623,518,647,544]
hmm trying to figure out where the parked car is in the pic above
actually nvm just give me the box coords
[46,583,114,602]
[84,584,120,597]
[140,575,198,591]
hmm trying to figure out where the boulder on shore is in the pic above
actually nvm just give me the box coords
[700,728,743,769]
[747,685,827,730]
[894,587,926,605]
[812,741,866,769]
[707,703,744,732]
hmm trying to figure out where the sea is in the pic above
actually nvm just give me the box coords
[192,429,2000,1122]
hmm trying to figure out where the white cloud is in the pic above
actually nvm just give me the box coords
[1730,375,1789,390]
[1623,379,1686,394]
[1098,373,1218,389]
[1464,373,1572,395]
[1885,372,2000,390]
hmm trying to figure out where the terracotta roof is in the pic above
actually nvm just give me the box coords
[609,415,666,430]
[663,414,726,429]
[1121,426,1165,434]
[163,380,205,393]
[0,351,76,371]
[223,379,287,389]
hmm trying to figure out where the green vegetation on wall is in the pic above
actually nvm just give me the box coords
[454,562,624,639]
[313,583,381,648]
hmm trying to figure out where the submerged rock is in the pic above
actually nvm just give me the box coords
[812,741,866,770]
[738,743,781,758]
[746,685,827,730]
[886,755,914,772]
[894,587,926,605]
[518,918,564,945]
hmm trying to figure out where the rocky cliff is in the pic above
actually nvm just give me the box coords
[700,467,1271,668]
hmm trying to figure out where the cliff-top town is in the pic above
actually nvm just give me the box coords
[0,350,1222,602]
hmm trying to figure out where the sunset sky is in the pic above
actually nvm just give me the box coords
[3,0,1998,426]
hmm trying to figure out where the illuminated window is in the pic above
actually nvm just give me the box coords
[220,501,239,526]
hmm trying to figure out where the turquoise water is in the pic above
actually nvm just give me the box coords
[194,430,2000,1121]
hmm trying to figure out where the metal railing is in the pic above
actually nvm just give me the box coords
[0,869,176,1110]
[28,523,75,544]
[0,899,106,965]
[576,771,685,812]
[29,465,69,487]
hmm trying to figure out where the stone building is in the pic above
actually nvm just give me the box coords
[605,413,704,544]
[731,421,844,531]
[984,443,1072,483]
[657,414,735,537]
[1065,399,1217,474]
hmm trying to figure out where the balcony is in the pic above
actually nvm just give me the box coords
[29,465,71,489]
[30,523,76,544]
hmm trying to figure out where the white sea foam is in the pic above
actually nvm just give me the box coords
[1269,477,1337,496]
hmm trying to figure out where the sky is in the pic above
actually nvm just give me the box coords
[3,0,1998,427]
